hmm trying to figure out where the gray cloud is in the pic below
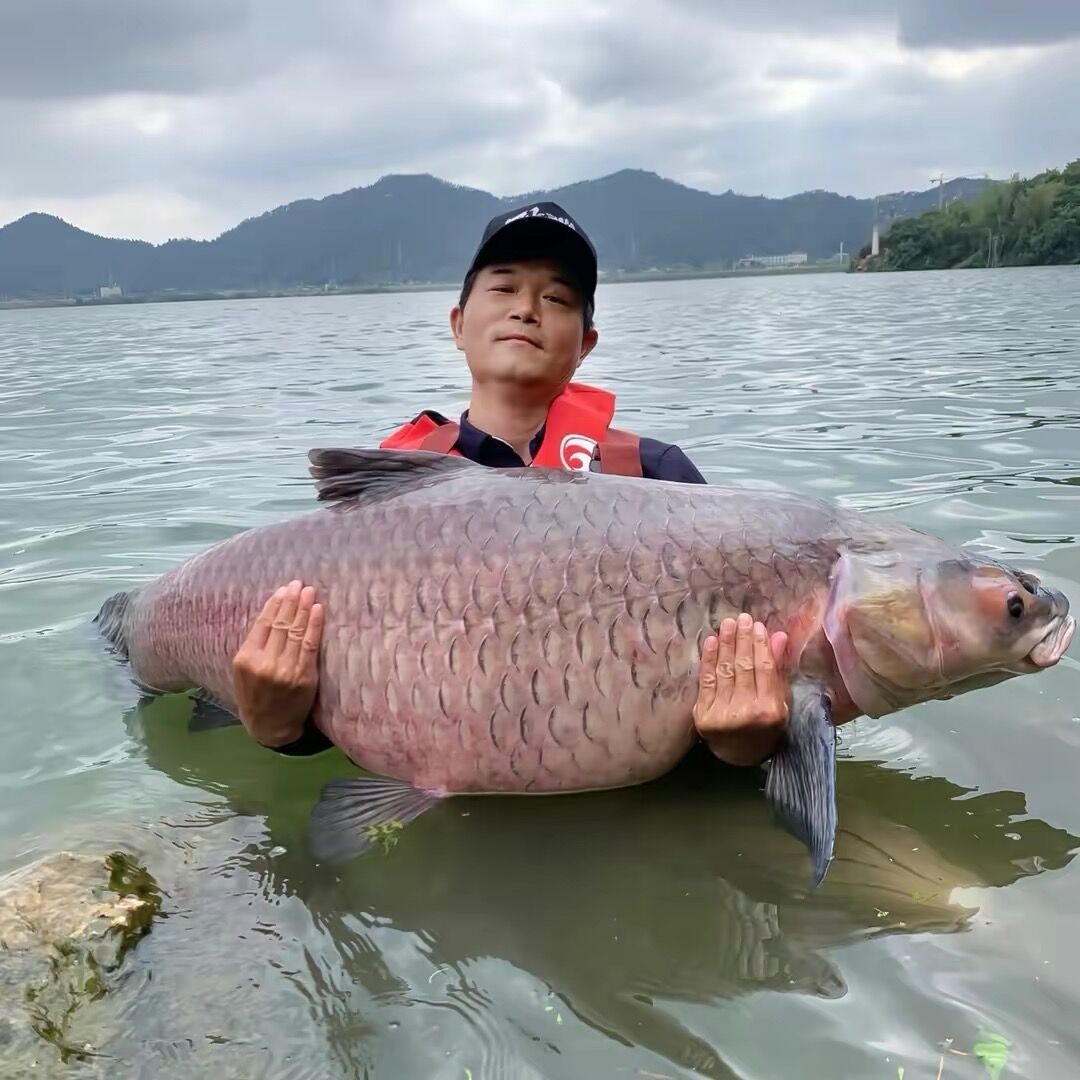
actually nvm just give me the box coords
[899,0,1080,49]
[671,0,1080,47]
[543,3,733,107]
[666,1,898,36]
[0,0,252,98]
[0,0,1077,241]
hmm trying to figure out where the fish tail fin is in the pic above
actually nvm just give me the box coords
[93,589,135,660]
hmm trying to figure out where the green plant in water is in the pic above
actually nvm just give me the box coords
[973,1029,1010,1080]
[362,819,404,854]
[105,850,161,903]
[25,949,107,1063]
[104,851,162,966]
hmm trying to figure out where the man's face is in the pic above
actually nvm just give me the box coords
[450,258,599,395]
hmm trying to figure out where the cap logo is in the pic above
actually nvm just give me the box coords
[504,205,578,232]
[559,433,598,472]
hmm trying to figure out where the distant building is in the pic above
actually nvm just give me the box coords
[736,252,809,269]
[99,284,122,298]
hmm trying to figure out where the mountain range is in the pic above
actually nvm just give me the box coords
[0,170,988,300]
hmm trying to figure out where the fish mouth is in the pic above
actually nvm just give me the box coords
[1029,615,1076,668]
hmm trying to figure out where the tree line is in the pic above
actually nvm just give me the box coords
[865,159,1080,271]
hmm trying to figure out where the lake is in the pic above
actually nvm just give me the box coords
[1,267,1078,1079]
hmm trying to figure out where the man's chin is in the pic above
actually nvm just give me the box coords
[482,356,568,387]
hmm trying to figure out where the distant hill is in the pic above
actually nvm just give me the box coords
[872,177,991,225]
[0,213,156,298]
[0,170,991,300]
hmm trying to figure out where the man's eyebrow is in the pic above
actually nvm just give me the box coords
[486,265,576,292]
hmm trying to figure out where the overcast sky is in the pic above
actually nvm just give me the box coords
[2,0,1078,242]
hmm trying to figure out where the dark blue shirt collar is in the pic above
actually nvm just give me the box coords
[455,410,545,468]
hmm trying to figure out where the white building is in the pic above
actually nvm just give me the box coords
[737,252,809,269]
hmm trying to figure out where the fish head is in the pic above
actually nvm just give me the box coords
[824,545,1074,718]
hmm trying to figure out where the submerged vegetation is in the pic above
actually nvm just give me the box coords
[865,159,1080,271]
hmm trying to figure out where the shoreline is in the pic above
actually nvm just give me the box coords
[0,263,849,312]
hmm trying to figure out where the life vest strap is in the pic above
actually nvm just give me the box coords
[598,428,643,477]
[418,422,462,455]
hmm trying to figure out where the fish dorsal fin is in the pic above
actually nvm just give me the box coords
[308,448,480,502]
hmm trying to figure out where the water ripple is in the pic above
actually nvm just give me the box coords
[1,266,1078,1078]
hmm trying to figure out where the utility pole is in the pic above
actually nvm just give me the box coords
[931,172,946,210]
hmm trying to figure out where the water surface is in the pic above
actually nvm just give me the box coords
[1,267,1079,1078]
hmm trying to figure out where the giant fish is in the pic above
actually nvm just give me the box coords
[94,449,1075,883]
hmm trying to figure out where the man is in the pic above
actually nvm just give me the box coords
[231,203,790,767]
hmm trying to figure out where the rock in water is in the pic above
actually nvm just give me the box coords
[0,850,161,1072]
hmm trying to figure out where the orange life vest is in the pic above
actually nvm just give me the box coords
[378,381,643,476]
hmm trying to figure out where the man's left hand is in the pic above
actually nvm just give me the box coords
[693,612,790,767]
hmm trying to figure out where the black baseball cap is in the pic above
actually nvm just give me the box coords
[464,201,598,311]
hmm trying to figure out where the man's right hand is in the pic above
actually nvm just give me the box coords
[231,579,324,748]
[693,613,790,767]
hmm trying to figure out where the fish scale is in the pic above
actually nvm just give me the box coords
[96,447,1073,881]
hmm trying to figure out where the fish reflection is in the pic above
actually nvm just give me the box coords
[125,697,1078,1079]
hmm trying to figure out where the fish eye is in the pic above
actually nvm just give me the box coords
[1007,592,1024,619]
[1021,578,1037,595]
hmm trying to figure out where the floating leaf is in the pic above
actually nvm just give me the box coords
[362,819,404,855]
[973,1029,1011,1080]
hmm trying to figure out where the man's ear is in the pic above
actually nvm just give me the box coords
[576,327,599,368]
[449,305,465,352]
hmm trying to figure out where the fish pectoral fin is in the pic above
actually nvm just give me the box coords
[307,448,479,503]
[187,688,242,732]
[764,681,837,888]
[310,776,443,863]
